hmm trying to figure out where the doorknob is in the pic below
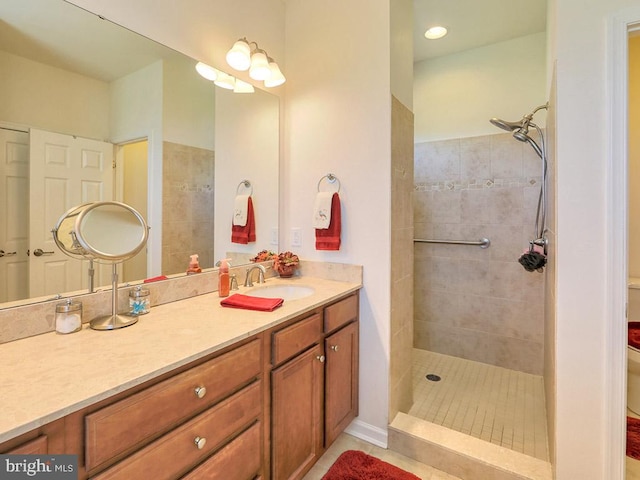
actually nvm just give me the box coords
[0,250,17,257]
[33,248,55,257]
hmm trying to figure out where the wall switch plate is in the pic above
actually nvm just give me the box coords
[291,227,302,247]
[270,228,278,245]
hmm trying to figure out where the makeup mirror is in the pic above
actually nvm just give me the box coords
[52,201,149,330]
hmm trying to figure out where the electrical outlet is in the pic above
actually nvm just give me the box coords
[270,228,278,245]
[291,227,302,247]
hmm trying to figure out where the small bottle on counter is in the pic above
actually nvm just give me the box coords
[55,299,83,334]
[129,285,150,315]
[218,258,231,297]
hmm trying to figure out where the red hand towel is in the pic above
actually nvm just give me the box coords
[315,192,341,250]
[231,196,256,244]
[220,293,284,311]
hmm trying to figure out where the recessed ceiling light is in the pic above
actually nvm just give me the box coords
[424,26,448,40]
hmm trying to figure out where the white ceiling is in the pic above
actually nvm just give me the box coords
[413,0,547,63]
[1,0,547,81]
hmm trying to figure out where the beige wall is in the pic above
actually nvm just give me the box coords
[629,35,640,278]
[413,132,545,374]
[414,32,546,143]
[0,50,110,139]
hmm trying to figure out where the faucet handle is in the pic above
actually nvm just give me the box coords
[230,274,239,291]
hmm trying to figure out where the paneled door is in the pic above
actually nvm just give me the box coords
[29,129,114,298]
[0,128,29,303]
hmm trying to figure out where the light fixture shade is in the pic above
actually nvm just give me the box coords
[233,79,255,93]
[226,39,251,71]
[214,72,235,90]
[264,60,286,87]
[195,62,218,81]
[249,50,271,81]
[424,26,448,40]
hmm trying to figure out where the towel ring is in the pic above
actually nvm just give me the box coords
[236,180,253,196]
[317,173,341,193]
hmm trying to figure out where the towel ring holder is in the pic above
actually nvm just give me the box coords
[317,173,340,193]
[236,180,253,196]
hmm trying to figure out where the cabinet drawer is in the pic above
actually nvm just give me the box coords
[324,294,358,333]
[272,313,322,365]
[85,338,261,471]
[90,381,262,480]
[5,435,47,455]
[181,421,262,480]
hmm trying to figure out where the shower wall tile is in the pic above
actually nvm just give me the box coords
[162,141,215,275]
[414,132,544,374]
[390,96,414,420]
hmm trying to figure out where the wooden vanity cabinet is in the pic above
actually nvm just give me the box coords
[270,292,359,480]
[0,418,65,455]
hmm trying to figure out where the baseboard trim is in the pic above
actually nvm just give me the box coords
[344,418,388,448]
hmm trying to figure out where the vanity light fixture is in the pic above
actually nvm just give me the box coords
[195,61,218,81]
[214,71,236,90]
[424,25,448,40]
[226,37,286,87]
[234,79,255,93]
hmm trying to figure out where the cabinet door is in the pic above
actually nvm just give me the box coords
[325,321,359,447]
[271,344,324,480]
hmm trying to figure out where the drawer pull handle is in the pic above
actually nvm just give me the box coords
[194,436,207,450]
[316,355,325,363]
[194,386,207,399]
[330,345,339,352]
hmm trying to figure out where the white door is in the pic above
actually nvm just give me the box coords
[0,128,29,303]
[29,129,114,298]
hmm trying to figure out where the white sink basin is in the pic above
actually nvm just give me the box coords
[246,284,315,301]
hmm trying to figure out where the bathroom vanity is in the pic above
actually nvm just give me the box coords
[0,277,360,480]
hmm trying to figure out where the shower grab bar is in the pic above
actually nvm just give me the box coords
[413,237,491,249]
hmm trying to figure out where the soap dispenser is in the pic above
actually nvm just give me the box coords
[218,258,231,297]
[186,254,202,274]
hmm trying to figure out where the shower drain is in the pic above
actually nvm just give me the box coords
[425,374,441,382]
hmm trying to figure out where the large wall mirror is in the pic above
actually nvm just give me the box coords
[0,0,280,307]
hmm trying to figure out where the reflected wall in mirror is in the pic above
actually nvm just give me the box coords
[0,0,279,307]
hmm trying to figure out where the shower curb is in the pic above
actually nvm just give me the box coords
[388,412,552,480]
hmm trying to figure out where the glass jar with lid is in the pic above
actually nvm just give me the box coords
[55,299,83,334]
[129,285,150,315]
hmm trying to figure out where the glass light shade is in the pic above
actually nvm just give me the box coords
[195,62,218,81]
[264,61,286,87]
[214,72,235,90]
[424,26,448,39]
[249,50,271,81]
[233,79,255,93]
[226,39,251,71]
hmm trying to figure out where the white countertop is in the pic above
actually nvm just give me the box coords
[0,276,361,444]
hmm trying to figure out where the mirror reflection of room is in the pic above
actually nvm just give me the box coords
[0,0,279,306]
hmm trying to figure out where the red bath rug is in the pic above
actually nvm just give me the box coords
[629,322,640,349]
[628,416,640,460]
[322,450,420,480]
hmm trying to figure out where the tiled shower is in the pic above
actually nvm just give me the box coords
[413,132,545,376]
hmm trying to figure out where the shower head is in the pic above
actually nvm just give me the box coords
[489,117,523,132]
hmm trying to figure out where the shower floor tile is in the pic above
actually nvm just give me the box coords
[409,348,549,461]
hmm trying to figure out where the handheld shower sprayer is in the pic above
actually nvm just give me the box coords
[490,103,549,272]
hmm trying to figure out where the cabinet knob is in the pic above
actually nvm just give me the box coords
[330,345,339,352]
[194,436,207,450]
[194,386,207,399]
[316,355,325,363]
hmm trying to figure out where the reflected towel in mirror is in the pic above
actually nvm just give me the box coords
[231,196,256,244]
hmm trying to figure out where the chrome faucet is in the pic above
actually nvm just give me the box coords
[244,264,266,287]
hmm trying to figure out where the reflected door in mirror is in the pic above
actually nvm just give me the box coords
[29,129,114,298]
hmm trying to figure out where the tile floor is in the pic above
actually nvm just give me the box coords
[409,348,549,461]
[302,432,463,480]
